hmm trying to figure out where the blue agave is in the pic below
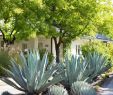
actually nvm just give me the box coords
[1,50,64,94]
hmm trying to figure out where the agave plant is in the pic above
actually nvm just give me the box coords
[1,50,64,95]
[48,85,69,95]
[71,81,96,95]
[61,55,89,87]
[85,52,111,82]
[2,91,12,95]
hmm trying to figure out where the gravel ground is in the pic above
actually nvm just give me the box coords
[98,75,113,95]
[1,77,113,95]
[0,79,24,95]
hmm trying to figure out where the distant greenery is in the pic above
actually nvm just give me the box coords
[39,49,54,64]
[81,40,113,62]
[0,51,10,76]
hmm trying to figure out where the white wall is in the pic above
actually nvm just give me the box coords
[70,39,88,56]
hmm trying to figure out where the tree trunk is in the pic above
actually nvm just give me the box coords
[55,44,60,63]
[53,37,61,63]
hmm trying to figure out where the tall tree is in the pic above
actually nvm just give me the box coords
[13,0,113,63]
[1,0,113,62]
[27,0,113,63]
[94,0,113,38]
[0,0,37,46]
[42,0,99,62]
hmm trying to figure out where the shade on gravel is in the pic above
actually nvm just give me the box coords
[0,79,24,95]
[98,75,113,95]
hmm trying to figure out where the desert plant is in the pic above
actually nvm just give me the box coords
[1,50,64,95]
[2,91,12,95]
[61,55,89,87]
[0,51,10,76]
[85,52,111,82]
[48,85,69,95]
[71,81,96,95]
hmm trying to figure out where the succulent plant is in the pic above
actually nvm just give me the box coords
[85,52,110,82]
[62,55,89,87]
[48,85,69,95]
[1,50,64,95]
[71,81,96,95]
[2,91,12,95]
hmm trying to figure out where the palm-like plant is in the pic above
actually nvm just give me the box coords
[1,50,64,95]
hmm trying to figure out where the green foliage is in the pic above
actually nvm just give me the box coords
[0,51,10,76]
[1,0,113,62]
[81,40,113,62]
[39,49,54,64]
[71,81,96,95]
[48,85,69,95]
[1,50,64,94]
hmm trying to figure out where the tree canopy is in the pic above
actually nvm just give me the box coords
[0,0,113,62]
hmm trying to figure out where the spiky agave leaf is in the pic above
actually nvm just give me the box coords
[85,52,110,82]
[48,85,69,95]
[62,55,89,87]
[1,50,64,94]
[71,81,96,95]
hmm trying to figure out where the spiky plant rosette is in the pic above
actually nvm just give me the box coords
[1,50,64,94]
[71,81,96,95]
[48,85,69,95]
[61,55,89,87]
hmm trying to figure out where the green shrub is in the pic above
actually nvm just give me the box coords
[0,51,10,76]
[71,81,96,95]
[81,40,113,62]
[39,49,54,64]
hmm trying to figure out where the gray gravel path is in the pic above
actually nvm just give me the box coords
[1,77,113,95]
[0,79,24,95]
[99,76,113,95]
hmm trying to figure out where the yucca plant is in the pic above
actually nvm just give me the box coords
[62,55,89,87]
[1,50,64,95]
[71,81,96,95]
[85,52,111,82]
[48,85,69,95]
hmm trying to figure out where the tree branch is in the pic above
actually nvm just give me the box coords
[0,28,6,42]
[80,22,89,33]
[53,36,57,45]
[10,16,17,37]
